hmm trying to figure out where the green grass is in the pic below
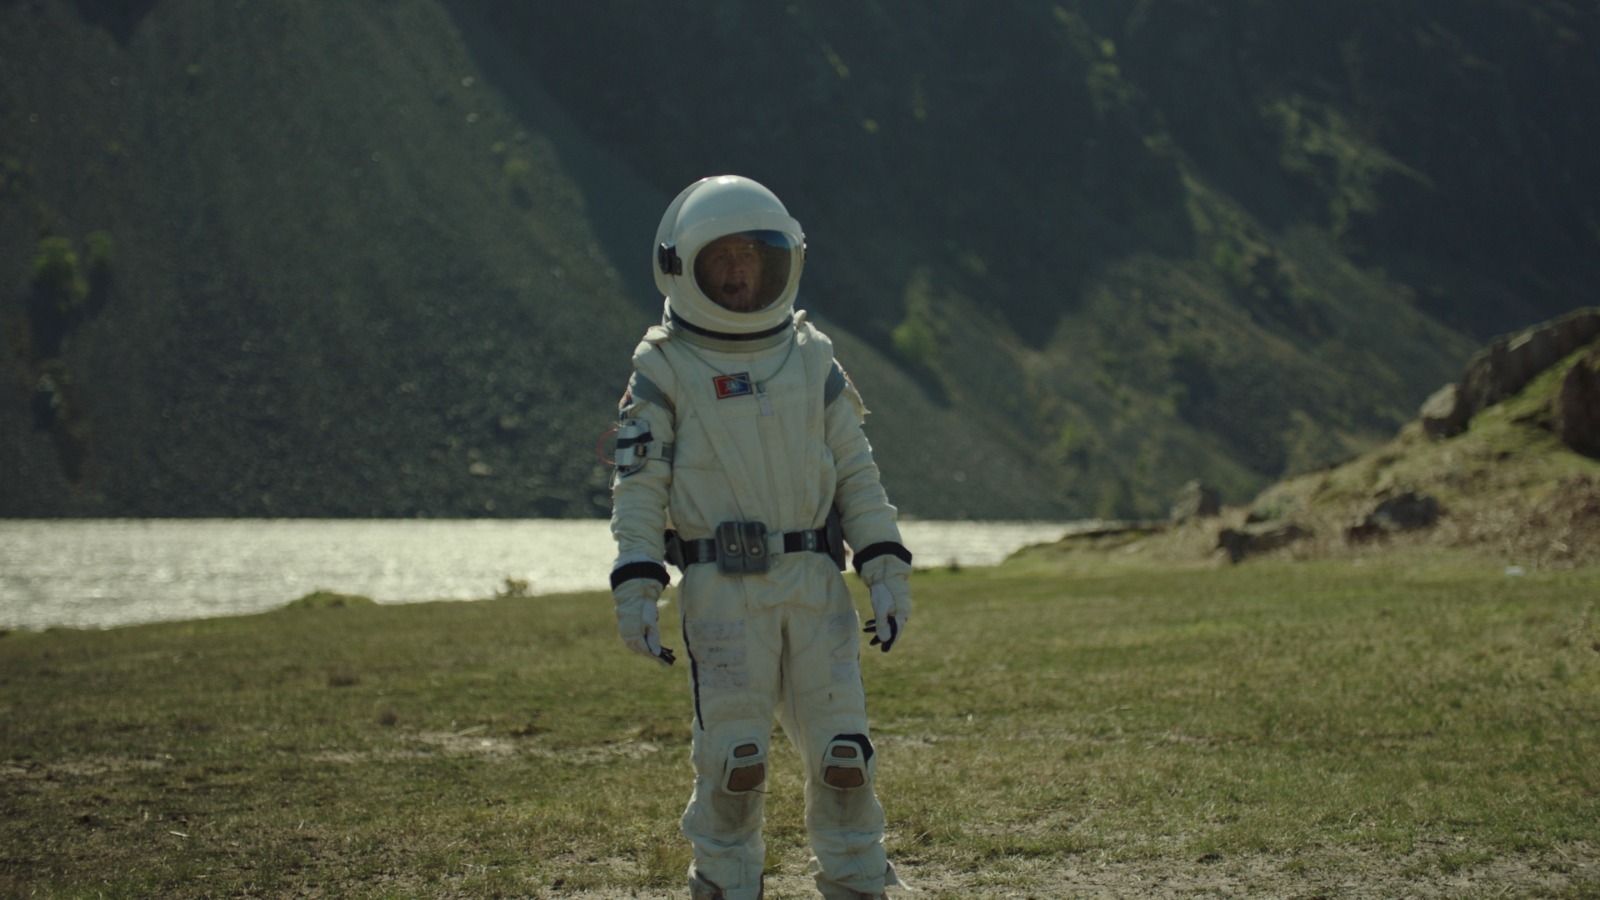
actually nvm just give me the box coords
[3,551,1598,897]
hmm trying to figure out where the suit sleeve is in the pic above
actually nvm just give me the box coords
[824,362,911,578]
[609,370,675,575]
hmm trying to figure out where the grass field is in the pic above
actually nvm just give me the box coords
[3,548,1598,898]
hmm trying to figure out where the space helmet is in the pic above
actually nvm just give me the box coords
[654,175,805,337]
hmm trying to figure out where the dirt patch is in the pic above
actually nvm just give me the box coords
[1,755,170,782]
[297,731,668,767]
[1437,473,1600,569]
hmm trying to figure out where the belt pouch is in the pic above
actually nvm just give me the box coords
[716,520,770,575]
[824,505,847,571]
[663,529,686,572]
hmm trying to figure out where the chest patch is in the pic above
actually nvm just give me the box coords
[713,373,754,400]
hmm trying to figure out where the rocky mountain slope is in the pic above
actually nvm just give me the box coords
[1051,310,1600,569]
[1245,308,1600,569]
[3,0,1596,519]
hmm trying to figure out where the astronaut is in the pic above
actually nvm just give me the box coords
[608,175,913,900]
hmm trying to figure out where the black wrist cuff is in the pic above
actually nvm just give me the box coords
[610,561,670,590]
[852,541,913,574]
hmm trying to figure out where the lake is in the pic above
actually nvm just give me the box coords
[0,519,1080,631]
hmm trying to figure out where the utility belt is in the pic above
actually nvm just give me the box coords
[666,511,846,576]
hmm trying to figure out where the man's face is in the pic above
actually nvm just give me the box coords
[695,234,766,311]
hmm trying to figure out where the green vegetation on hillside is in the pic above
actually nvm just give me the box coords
[2,1,1595,517]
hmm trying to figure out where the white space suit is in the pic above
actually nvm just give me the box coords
[609,176,913,900]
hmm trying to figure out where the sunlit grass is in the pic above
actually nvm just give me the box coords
[2,548,1597,896]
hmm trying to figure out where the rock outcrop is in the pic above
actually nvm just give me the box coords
[1217,521,1313,563]
[1170,480,1222,524]
[1550,345,1600,458]
[1418,383,1470,441]
[1423,308,1600,440]
[1346,491,1443,542]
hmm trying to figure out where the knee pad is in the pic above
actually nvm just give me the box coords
[821,734,873,790]
[721,736,768,794]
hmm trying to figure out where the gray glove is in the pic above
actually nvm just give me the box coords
[613,577,675,665]
[864,563,915,646]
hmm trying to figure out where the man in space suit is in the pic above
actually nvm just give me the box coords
[608,175,913,900]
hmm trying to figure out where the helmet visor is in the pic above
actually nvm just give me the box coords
[692,230,798,313]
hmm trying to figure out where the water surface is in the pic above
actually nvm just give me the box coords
[0,519,1075,631]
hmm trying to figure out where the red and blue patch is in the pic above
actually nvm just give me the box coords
[713,373,754,400]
